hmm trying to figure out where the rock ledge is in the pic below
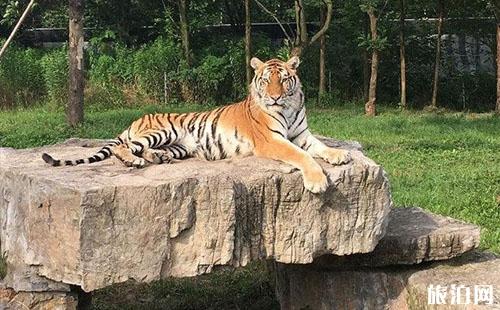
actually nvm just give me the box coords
[0,137,391,292]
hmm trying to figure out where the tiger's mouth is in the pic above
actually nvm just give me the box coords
[266,101,285,107]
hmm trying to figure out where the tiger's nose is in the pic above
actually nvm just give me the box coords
[270,95,281,102]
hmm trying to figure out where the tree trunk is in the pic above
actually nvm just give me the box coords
[362,14,370,102]
[490,0,500,114]
[318,7,326,102]
[179,0,191,66]
[294,0,308,51]
[291,0,332,57]
[497,23,500,114]
[399,0,407,109]
[365,9,378,117]
[245,0,252,86]
[431,0,444,108]
[68,0,85,127]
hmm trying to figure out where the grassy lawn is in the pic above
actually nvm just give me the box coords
[1,103,499,309]
[307,105,500,253]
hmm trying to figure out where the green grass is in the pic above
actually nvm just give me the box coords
[0,105,203,148]
[91,262,278,310]
[0,250,7,280]
[306,106,500,253]
[0,103,499,309]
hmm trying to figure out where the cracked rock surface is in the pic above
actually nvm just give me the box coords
[312,206,481,267]
[0,137,391,292]
[276,207,483,310]
[276,251,497,310]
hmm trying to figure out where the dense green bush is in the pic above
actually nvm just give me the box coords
[87,43,132,108]
[1,24,496,111]
[40,47,68,108]
[132,37,182,101]
[0,45,45,108]
[177,40,246,103]
[78,35,181,107]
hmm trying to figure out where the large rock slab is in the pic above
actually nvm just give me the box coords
[276,207,484,310]
[276,251,499,310]
[0,138,392,292]
[313,207,481,267]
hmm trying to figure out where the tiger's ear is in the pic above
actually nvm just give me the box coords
[250,57,264,70]
[287,56,300,70]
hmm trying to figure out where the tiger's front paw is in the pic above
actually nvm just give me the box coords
[303,168,328,193]
[323,148,351,165]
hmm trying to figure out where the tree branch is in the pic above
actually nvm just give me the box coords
[253,0,293,43]
[295,0,308,45]
[0,0,36,60]
[310,0,333,45]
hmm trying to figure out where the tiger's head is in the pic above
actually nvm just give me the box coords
[250,56,304,111]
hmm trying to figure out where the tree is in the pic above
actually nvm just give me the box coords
[68,0,85,126]
[430,0,445,109]
[366,6,378,116]
[497,19,500,114]
[491,0,500,114]
[362,14,370,103]
[318,4,327,101]
[179,0,191,66]
[361,0,386,117]
[245,0,252,86]
[291,0,333,57]
[399,0,407,109]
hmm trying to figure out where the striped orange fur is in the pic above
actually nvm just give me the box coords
[42,56,351,193]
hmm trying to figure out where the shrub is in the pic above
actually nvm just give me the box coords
[179,55,233,103]
[86,38,138,109]
[84,82,129,110]
[177,45,245,104]
[132,37,182,101]
[87,53,127,109]
[88,35,135,85]
[0,46,45,108]
[40,47,68,108]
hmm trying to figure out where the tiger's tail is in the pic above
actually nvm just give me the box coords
[42,138,122,167]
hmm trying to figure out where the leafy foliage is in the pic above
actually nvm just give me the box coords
[0,44,45,108]
[0,0,497,111]
[40,46,68,108]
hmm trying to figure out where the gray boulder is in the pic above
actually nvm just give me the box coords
[0,137,392,292]
[276,207,484,310]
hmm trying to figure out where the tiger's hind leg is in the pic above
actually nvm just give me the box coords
[111,144,146,168]
[142,144,195,164]
[113,128,191,167]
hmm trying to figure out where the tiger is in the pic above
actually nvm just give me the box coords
[42,56,351,193]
